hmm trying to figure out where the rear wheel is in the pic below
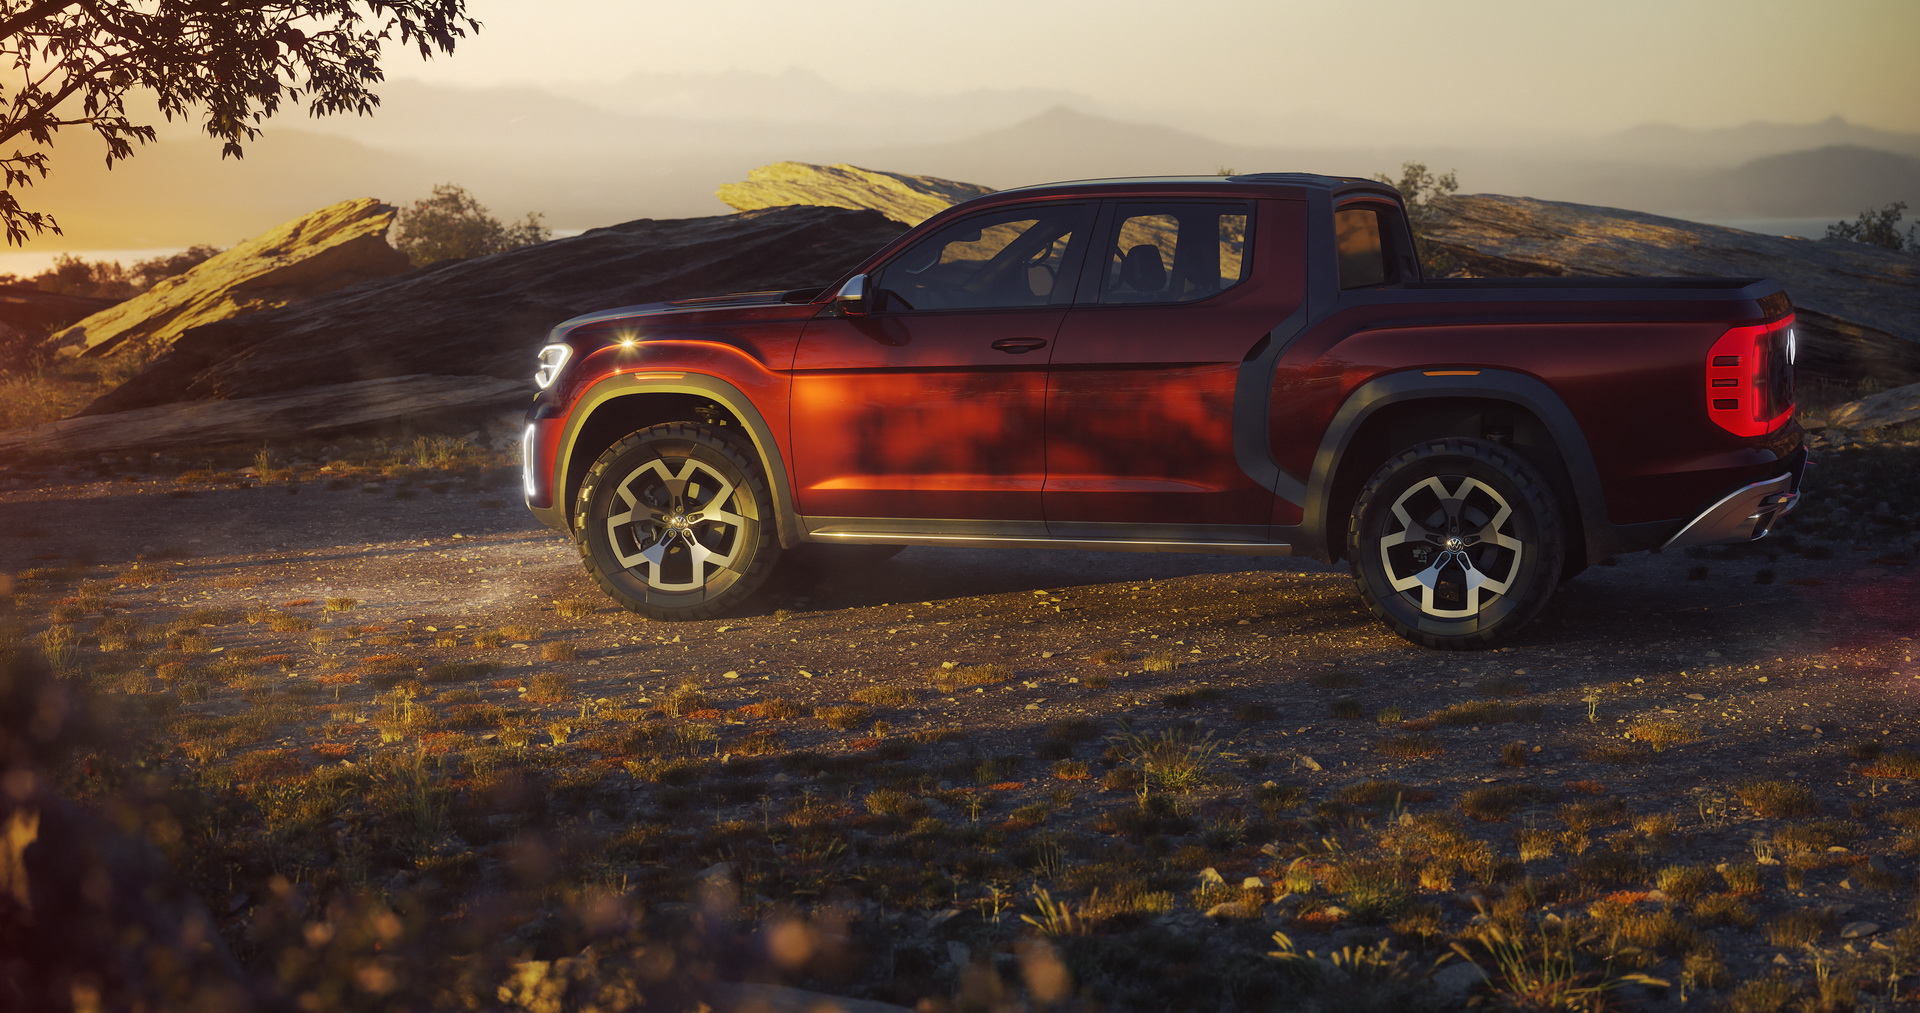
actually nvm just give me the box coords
[575,423,779,620]
[1348,438,1563,649]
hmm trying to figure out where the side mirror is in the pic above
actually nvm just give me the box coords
[834,274,869,316]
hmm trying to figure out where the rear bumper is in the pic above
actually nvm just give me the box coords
[1661,465,1803,551]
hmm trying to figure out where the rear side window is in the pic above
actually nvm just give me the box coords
[1335,207,1387,288]
[1098,201,1250,305]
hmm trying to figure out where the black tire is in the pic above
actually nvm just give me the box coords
[1348,438,1564,649]
[574,423,779,621]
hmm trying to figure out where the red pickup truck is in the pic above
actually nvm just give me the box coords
[522,174,1803,648]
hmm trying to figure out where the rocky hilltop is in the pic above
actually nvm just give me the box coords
[9,170,1919,458]
[47,198,410,362]
[718,162,993,226]
[1426,194,1920,384]
[0,286,117,369]
[81,206,904,418]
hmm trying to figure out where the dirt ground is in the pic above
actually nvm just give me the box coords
[4,450,1920,1008]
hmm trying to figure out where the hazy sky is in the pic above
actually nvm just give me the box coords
[389,0,1920,136]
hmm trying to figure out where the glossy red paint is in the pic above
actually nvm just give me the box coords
[1269,307,1797,526]
[790,308,1059,519]
[1044,199,1307,530]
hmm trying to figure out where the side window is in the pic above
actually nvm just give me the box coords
[871,204,1089,312]
[1335,207,1387,288]
[1099,201,1250,305]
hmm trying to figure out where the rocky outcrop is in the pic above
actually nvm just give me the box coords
[47,198,410,361]
[77,205,907,419]
[0,285,118,369]
[0,375,524,457]
[1426,194,1920,384]
[718,162,993,226]
[1827,381,1920,431]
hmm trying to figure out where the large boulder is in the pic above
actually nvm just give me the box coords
[718,162,993,226]
[47,197,410,361]
[1425,194,1920,384]
[73,205,908,423]
[1827,381,1920,432]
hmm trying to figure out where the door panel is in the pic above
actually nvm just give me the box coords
[1044,198,1306,533]
[790,203,1093,521]
[791,310,1065,520]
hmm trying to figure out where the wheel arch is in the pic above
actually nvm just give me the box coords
[1304,370,1605,571]
[554,375,801,547]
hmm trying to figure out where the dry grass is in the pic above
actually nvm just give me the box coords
[932,663,1010,693]
[1625,720,1698,751]
[1734,780,1821,819]
[814,705,873,731]
[850,685,916,708]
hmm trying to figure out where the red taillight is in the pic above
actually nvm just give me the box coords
[1705,315,1795,437]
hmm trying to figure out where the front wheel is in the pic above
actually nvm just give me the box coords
[575,423,779,621]
[1348,438,1564,649]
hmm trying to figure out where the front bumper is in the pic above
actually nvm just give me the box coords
[1661,467,1803,551]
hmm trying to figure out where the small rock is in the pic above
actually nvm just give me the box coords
[1242,876,1267,891]
[1298,755,1322,772]
[1205,901,1262,920]
[1686,693,1705,700]
[1773,953,1791,965]
[1197,867,1226,886]
[723,670,740,679]
[1842,922,1881,939]
[1430,961,1484,999]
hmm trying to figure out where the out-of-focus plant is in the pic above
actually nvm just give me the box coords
[0,1,482,246]
[1375,160,1464,277]
[392,183,550,266]
[1826,201,1918,254]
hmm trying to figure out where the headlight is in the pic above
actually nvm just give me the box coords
[522,423,538,496]
[534,344,571,389]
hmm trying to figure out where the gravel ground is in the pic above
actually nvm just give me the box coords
[5,456,1920,1006]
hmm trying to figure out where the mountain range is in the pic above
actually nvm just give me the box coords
[17,74,1920,250]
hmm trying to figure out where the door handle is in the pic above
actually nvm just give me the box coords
[991,337,1048,354]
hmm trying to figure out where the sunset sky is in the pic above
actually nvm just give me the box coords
[393,0,1920,136]
[5,0,1918,270]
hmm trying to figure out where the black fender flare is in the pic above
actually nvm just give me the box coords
[1298,369,1609,565]
[543,373,802,548]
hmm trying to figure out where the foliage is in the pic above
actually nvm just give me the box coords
[0,1,481,245]
[0,245,224,300]
[1374,160,1463,277]
[392,183,550,266]
[1825,201,1918,254]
